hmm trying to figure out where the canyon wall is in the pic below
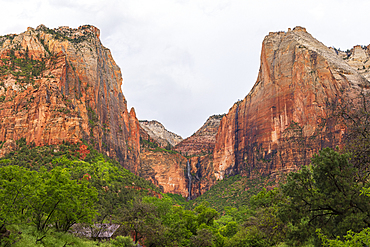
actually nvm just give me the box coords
[174,114,223,156]
[2,25,369,199]
[137,27,370,198]
[212,26,369,180]
[0,25,140,172]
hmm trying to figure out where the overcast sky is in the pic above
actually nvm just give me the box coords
[1,0,370,138]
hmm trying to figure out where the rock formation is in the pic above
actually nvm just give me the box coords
[2,25,369,200]
[212,26,369,181]
[139,150,188,197]
[174,114,224,156]
[139,120,183,148]
[0,25,140,172]
[139,124,189,197]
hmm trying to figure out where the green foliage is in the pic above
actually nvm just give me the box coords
[0,165,37,245]
[0,141,163,245]
[0,50,46,89]
[0,165,98,235]
[187,174,273,212]
[118,198,165,245]
[225,226,269,247]
[190,228,215,247]
[111,235,135,247]
[279,148,370,244]
[31,167,98,233]
[195,202,220,226]
[7,224,109,247]
[317,228,370,247]
[165,192,187,206]
[140,138,177,154]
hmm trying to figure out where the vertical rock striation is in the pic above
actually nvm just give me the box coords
[0,25,140,172]
[213,26,369,180]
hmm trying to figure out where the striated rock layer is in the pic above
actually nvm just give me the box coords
[174,114,224,156]
[139,125,189,197]
[213,26,369,181]
[0,25,140,172]
[139,151,188,197]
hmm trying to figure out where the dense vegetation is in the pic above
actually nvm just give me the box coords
[4,137,370,246]
[1,77,370,246]
[0,140,160,246]
[187,174,275,212]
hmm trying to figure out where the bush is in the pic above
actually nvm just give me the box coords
[111,236,136,247]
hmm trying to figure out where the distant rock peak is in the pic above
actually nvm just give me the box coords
[174,114,224,156]
[139,120,183,148]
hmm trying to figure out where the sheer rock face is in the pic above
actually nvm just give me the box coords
[213,26,369,181]
[187,155,215,199]
[139,151,188,197]
[139,125,189,196]
[139,120,183,148]
[174,115,224,156]
[0,25,140,172]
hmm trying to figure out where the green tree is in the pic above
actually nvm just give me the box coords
[317,228,370,247]
[111,235,136,247]
[195,202,219,227]
[190,228,215,247]
[119,198,164,245]
[0,166,37,246]
[28,166,98,233]
[279,148,370,244]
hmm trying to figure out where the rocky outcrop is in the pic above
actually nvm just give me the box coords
[139,120,183,148]
[212,26,369,181]
[139,151,188,197]
[0,25,140,172]
[139,124,189,196]
[174,114,224,156]
[187,155,215,199]
[0,139,18,158]
[339,45,370,81]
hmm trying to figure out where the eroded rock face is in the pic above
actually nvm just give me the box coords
[139,124,189,196]
[0,139,18,158]
[187,155,215,199]
[174,114,224,156]
[139,27,370,198]
[213,26,368,181]
[0,25,140,172]
[139,120,183,148]
[139,151,188,197]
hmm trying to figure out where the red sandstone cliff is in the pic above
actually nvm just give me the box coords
[174,114,224,156]
[0,25,140,172]
[2,25,369,200]
[138,26,370,198]
[139,124,189,197]
[138,115,222,198]
[212,26,369,181]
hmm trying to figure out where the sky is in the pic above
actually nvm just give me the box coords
[1,0,370,138]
